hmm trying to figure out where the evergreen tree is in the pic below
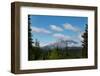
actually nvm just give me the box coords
[35,39,40,47]
[65,41,68,50]
[33,39,42,60]
[28,15,34,60]
[82,24,88,58]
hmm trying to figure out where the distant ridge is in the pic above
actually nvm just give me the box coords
[42,40,81,49]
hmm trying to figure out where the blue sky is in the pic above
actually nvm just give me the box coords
[30,15,88,47]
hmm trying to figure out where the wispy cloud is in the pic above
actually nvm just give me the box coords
[31,26,51,34]
[53,33,70,40]
[63,23,80,32]
[50,25,63,32]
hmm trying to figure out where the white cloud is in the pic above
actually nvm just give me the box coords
[78,32,84,41]
[63,23,80,32]
[53,33,70,40]
[31,26,51,34]
[50,25,63,32]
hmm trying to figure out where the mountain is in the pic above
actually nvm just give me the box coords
[42,40,79,50]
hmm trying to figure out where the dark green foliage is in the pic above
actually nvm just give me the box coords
[81,24,88,58]
[29,46,83,60]
[32,47,42,60]
[28,15,42,60]
[28,15,33,48]
[28,15,34,60]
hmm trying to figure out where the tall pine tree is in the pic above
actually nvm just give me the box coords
[82,24,88,58]
[28,15,34,60]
